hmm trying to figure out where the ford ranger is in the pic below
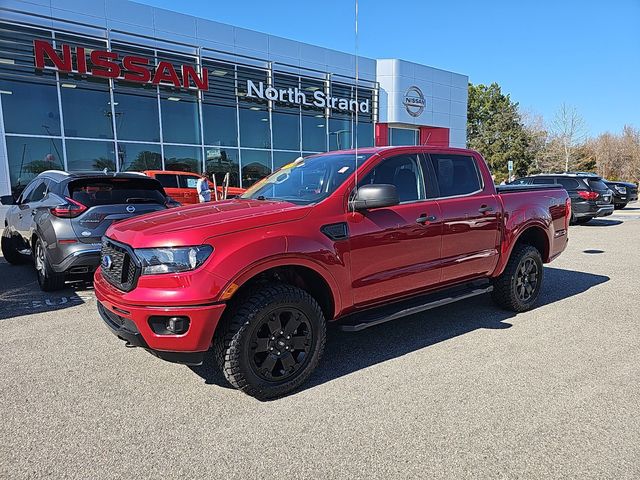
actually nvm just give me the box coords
[95,146,570,399]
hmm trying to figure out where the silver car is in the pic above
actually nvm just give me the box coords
[1,170,172,291]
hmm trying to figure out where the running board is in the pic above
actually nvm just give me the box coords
[338,281,493,332]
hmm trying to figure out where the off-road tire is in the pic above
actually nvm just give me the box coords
[492,244,543,312]
[214,283,326,400]
[35,238,65,291]
[1,230,27,265]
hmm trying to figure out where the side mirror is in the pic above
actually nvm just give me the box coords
[0,195,15,205]
[350,184,399,211]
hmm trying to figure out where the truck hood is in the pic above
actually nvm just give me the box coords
[105,198,311,248]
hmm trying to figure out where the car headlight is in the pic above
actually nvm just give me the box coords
[614,185,627,194]
[135,245,213,275]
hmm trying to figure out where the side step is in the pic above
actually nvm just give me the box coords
[338,281,493,332]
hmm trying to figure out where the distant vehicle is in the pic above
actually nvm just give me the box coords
[509,173,614,224]
[143,170,245,204]
[602,180,638,209]
[1,171,172,291]
[95,146,569,399]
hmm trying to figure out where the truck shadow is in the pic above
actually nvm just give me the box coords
[189,266,609,398]
[583,219,623,227]
[0,257,93,320]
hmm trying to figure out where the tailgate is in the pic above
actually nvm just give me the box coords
[71,204,165,243]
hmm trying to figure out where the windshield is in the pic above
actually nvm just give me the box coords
[241,152,373,205]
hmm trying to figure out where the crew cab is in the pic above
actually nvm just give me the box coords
[95,147,570,399]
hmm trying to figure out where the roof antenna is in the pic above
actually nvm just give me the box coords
[353,0,359,199]
[422,131,432,145]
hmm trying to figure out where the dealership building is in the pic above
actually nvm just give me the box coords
[0,0,468,198]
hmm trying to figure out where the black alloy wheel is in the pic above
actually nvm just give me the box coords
[515,257,539,303]
[248,307,313,382]
[492,244,543,312]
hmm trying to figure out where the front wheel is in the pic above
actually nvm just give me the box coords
[492,244,543,312]
[35,238,65,291]
[214,283,326,400]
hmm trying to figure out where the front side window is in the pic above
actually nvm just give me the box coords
[359,154,426,203]
[430,154,482,197]
[242,152,372,205]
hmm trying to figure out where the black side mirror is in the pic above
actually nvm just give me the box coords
[0,195,15,206]
[350,184,399,211]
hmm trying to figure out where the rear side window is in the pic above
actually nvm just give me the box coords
[154,174,179,188]
[430,154,482,197]
[532,177,554,185]
[177,174,200,189]
[68,178,166,206]
[556,178,580,190]
[587,179,608,191]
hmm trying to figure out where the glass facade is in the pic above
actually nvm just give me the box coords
[0,21,377,197]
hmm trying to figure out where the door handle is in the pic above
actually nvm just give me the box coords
[416,214,437,224]
[478,205,494,213]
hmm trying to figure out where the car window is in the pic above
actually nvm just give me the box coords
[68,178,166,206]
[155,174,179,189]
[25,180,48,203]
[430,154,481,197]
[557,178,580,190]
[359,154,426,203]
[509,178,529,185]
[178,175,200,189]
[532,177,554,185]
[587,178,609,191]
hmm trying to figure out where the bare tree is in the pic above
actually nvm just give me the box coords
[551,103,588,172]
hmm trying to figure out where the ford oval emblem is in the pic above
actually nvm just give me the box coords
[102,255,113,270]
[126,205,136,213]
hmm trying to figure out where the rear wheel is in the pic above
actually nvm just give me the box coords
[214,283,326,400]
[1,230,28,265]
[492,244,543,312]
[35,238,65,291]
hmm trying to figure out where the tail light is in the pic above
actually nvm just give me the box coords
[577,190,599,200]
[51,197,88,218]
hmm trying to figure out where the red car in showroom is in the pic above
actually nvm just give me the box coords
[96,146,570,399]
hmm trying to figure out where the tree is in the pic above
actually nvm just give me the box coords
[550,103,587,172]
[467,83,533,181]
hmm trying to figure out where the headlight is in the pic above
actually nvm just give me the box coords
[614,185,627,194]
[135,245,213,275]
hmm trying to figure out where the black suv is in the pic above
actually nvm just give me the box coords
[602,179,638,209]
[510,173,614,224]
[1,171,171,291]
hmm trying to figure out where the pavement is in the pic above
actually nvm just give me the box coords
[1,212,639,479]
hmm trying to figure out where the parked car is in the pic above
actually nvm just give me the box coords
[602,179,638,209]
[1,171,172,291]
[95,146,570,399]
[510,173,614,224]
[143,170,244,204]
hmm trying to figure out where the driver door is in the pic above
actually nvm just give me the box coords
[347,153,442,307]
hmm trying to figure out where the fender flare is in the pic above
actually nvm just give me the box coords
[494,219,551,277]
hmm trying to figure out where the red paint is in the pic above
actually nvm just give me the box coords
[419,126,449,146]
[143,170,245,205]
[95,146,569,357]
[32,39,208,91]
[374,123,389,146]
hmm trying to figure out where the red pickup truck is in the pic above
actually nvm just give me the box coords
[95,146,570,399]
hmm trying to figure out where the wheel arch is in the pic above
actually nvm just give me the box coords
[495,222,550,277]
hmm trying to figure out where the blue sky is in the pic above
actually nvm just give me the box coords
[139,0,639,136]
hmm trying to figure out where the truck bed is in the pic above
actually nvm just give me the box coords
[496,184,564,193]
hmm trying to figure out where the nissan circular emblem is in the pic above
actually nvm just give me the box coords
[126,205,136,213]
[403,86,426,117]
[102,255,113,270]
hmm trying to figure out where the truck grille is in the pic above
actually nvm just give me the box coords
[101,238,140,292]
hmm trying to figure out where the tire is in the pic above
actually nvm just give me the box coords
[492,244,543,312]
[1,230,27,265]
[575,216,593,225]
[614,203,627,210]
[214,283,326,400]
[34,237,65,291]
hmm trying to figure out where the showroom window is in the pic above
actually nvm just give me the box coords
[113,85,161,142]
[202,103,238,147]
[163,145,202,174]
[205,147,240,187]
[241,149,271,187]
[0,79,60,136]
[60,81,114,139]
[160,89,201,145]
[5,136,64,197]
[273,150,302,170]
[329,117,352,150]
[389,128,418,146]
[65,139,116,172]
[118,143,162,171]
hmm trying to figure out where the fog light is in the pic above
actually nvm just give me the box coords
[149,316,190,335]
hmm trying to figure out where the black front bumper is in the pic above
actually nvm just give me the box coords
[97,302,204,366]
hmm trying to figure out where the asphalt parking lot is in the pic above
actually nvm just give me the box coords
[1,209,639,479]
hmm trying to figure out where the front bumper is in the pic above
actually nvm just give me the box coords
[95,273,227,365]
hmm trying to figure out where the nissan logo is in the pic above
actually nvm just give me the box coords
[126,205,136,213]
[403,86,426,117]
[102,255,113,270]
